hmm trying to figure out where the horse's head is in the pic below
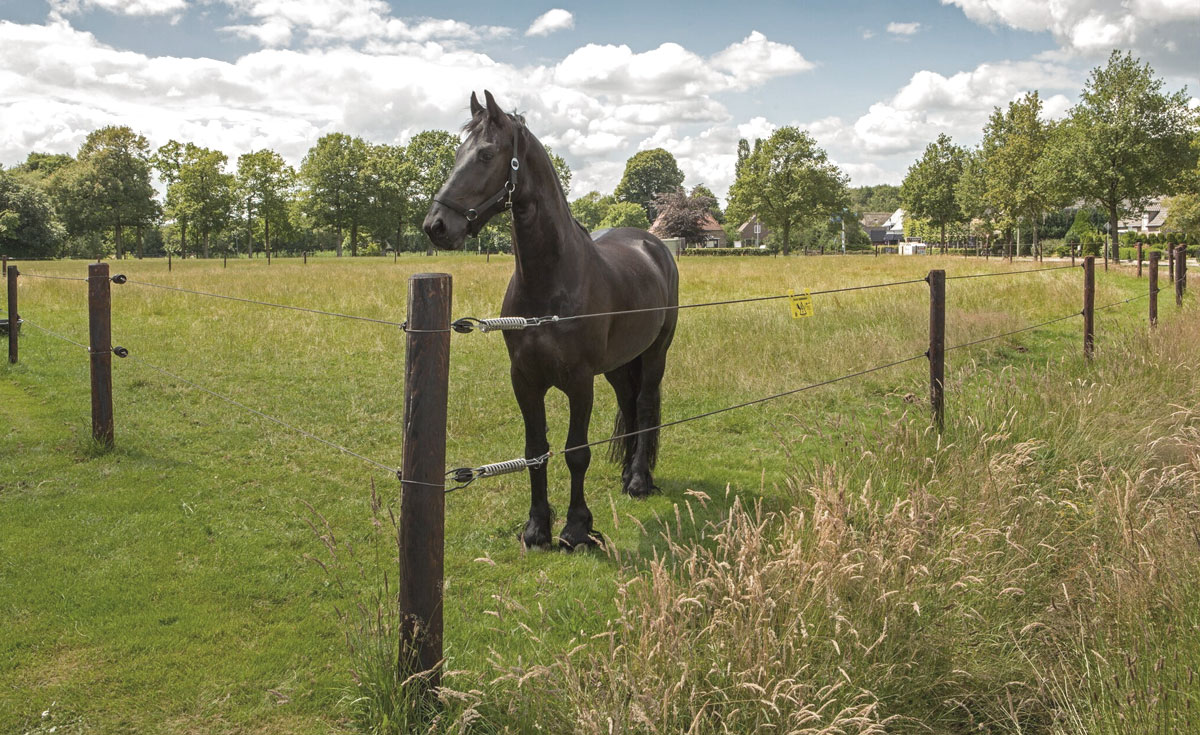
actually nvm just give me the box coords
[423,90,521,250]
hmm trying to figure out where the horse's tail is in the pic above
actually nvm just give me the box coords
[608,363,642,465]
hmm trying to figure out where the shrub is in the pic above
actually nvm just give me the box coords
[681,247,774,256]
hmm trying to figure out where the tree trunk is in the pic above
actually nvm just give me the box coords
[781,222,791,255]
[114,224,124,259]
[203,231,211,259]
[1108,206,1119,268]
[351,223,358,257]
[1032,219,1040,262]
[180,219,188,259]
[940,222,946,255]
[336,226,343,257]
[136,224,144,259]
[265,218,271,260]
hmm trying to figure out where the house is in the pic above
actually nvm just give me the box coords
[736,216,770,247]
[860,212,892,245]
[881,208,906,244]
[650,211,727,247]
[1117,198,1170,234]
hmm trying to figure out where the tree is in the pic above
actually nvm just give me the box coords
[53,126,157,259]
[173,145,235,258]
[956,147,995,253]
[1164,134,1200,237]
[0,169,63,257]
[237,149,295,258]
[901,133,965,254]
[726,127,847,254]
[9,152,74,189]
[361,143,413,253]
[1058,51,1197,265]
[614,148,684,221]
[651,188,717,244]
[154,140,189,254]
[690,184,723,223]
[598,201,649,230]
[570,191,615,231]
[849,184,902,214]
[405,130,458,248]
[545,146,572,198]
[979,93,1063,260]
[300,133,371,256]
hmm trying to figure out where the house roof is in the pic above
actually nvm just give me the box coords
[1117,198,1170,231]
[737,216,768,237]
[860,212,891,229]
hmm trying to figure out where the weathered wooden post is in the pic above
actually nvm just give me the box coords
[1083,256,1095,360]
[168,253,172,272]
[2,255,7,277]
[928,269,945,432]
[1176,246,1186,307]
[88,263,114,446]
[303,251,308,265]
[399,272,451,691]
[1149,251,1159,327]
[223,253,227,268]
[1137,242,1143,277]
[1169,246,1175,285]
[6,265,18,364]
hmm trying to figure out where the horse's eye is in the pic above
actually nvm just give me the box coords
[479,150,494,162]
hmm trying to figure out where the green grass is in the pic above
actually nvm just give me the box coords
[2,253,1194,733]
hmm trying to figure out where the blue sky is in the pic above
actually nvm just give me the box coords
[0,0,1196,201]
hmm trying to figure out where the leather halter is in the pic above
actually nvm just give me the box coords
[433,125,520,223]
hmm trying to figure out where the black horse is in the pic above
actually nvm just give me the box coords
[423,91,678,549]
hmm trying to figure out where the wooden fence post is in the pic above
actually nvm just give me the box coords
[1149,251,1159,327]
[7,265,17,364]
[88,263,114,446]
[1083,256,1095,360]
[2,255,7,277]
[1176,246,1185,307]
[399,272,451,691]
[223,254,227,268]
[303,251,308,265]
[1169,246,1174,285]
[928,269,945,432]
[1137,242,1143,277]
[168,253,172,272]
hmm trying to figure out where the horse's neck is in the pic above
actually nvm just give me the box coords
[510,141,590,289]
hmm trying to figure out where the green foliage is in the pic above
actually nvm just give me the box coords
[980,93,1062,253]
[1057,50,1198,260]
[545,145,572,197]
[0,169,63,257]
[1064,209,1101,243]
[300,133,371,256]
[726,126,847,254]
[848,184,901,214]
[598,200,649,230]
[570,191,616,231]
[651,188,717,243]
[614,148,684,221]
[51,126,158,258]
[679,247,772,256]
[901,133,965,247]
[404,130,458,230]
[237,149,296,257]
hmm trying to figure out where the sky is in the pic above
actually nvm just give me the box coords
[0,0,1197,204]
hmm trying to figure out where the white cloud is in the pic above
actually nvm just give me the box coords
[0,17,815,200]
[526,9,573,37]
[217,0,512,47]
[943,0,1200,71]
[49,0,187,17]
[886,21,922,35]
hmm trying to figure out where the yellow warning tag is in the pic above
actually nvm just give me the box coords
[788,289,813,319]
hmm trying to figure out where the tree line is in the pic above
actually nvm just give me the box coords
[0,126,570,260]
[899,51,1198,263]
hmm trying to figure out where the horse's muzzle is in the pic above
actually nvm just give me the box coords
[422,204,467,250]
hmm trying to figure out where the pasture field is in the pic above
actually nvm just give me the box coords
[3,253,1199,733]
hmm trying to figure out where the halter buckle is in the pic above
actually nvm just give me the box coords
[465,208,478,222]
[511,158,520,171]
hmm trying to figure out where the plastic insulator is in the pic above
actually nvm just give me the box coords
[111,274,127,284]
[112,346,129,358]
[449,467,477,485]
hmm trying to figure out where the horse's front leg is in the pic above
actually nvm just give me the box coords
[513,372,552,549]
[558,375,599,550]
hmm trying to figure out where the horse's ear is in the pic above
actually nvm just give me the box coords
[469,91,483,118]
[483,90,504,123]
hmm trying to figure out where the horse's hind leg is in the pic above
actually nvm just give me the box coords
[558,374,599,549]
[603,359,640,489]
[626,337,671,498]
[513,373,552,549]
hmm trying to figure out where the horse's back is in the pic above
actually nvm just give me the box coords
[590,227,678,304]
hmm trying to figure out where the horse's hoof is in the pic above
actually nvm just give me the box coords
[521,518,553,549]
[557,523,602,551]
[624,474,656,499]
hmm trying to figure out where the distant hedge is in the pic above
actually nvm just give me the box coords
[681,247,774,256]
